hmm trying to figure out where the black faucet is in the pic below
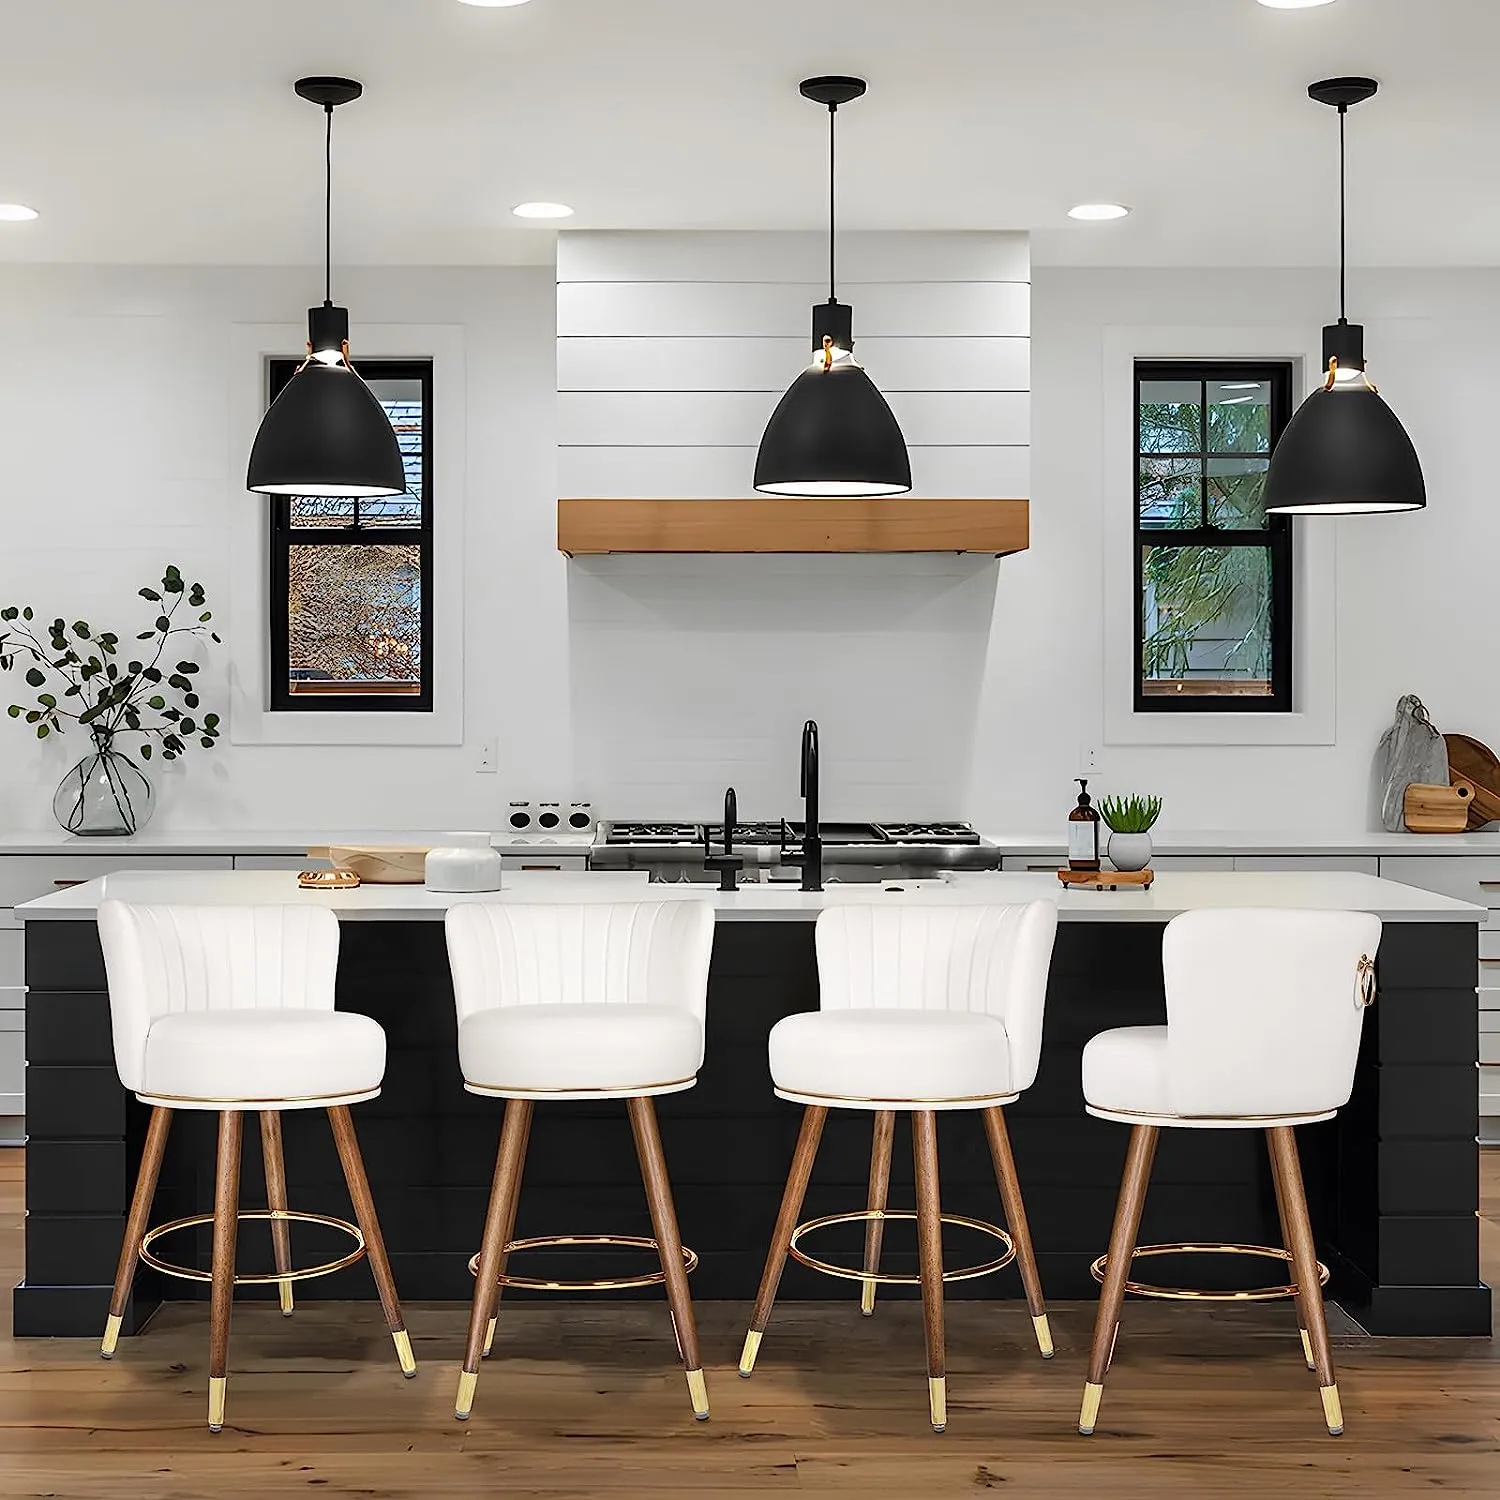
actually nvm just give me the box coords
[703,786,744,892]
[797,720,823,892]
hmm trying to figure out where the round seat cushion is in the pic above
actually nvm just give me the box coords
[1080,1024,1172,1117]
[458,1003,704,1097]
[139,1009,386,1107]
[768,1009,1014,1106]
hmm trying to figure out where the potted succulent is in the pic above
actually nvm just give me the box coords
[0,566,222,836]
[1099,794,1162,873]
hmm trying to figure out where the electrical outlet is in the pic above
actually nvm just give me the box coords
[1081,747,1100,774]
[476,739,497,774]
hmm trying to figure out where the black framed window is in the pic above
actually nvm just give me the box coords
[1135,361,1293,713]
[267,359,433,712]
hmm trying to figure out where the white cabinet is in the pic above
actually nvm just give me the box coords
[1233,855,1379,875]
[1001,855,1234,873]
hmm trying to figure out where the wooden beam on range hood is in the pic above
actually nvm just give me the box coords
[557,498,1029,557]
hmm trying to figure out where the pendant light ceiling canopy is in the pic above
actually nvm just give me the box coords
[753,76,911,499]
[1263,77,1425,516]
[246,77,405,499]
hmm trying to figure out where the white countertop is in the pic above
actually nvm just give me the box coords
[13,868,1483,924]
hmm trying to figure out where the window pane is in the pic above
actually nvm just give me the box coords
[1139,457,1202,529]
[1141,543,1273,699]
[1139,380,1201,453]
[360,376,424,528]
[1207,379,1271,453]
[286,543,422,698]
[289,495,357,529]
[1206,457,1269,529]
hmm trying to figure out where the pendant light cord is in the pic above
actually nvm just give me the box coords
[1338,104,1347,324]
[827,102,838,302]
[324,102,334,307]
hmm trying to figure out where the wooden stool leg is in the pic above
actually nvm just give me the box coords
[628,1096,709,1421]
[860,1111,896,1316]
[328,1105,416,1379]
[207,1109,243,1433]
[260,1111,295,1317]
[913,1110,947,1432]
[1079,1123,1158,1436]
[1268,1126,1343,1436]
[101,1106,171,1359]
[1267,1129,1316,1370]
[456,1098,533,1420]
[739,1104,827,1377]
[481,1102,533,1360]
[982,1105,1053,1358]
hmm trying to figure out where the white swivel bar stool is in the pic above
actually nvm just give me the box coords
[445,899,715,1423]
[740,900,1060,1432]
[96,901,415,1432]
[1078,907,1381,1439]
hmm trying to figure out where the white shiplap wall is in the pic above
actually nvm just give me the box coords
[557,231,1030,501]
[559,232,1030,818]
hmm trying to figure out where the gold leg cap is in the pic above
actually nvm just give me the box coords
[1033,1313,1055,1359]
[686,1367,710,1421]
[860,1279,876,1316]
[1079,1381,1104,1436]
[279,1280,294,1317]
[482,1315,497,1359]
[100,1313,122,1360]
[1300,1327,1315,1370]
[738,1328,762,1378]
[393,1328,417,1378]
[208,1375,227,1434]
[928,1376,947,1433]
[455,1369,478,1422]
[1321,1384,1344,1436]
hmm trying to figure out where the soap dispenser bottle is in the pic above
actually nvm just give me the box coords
[1068,778,1101,872]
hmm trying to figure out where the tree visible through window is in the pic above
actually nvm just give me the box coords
[1135,361,1293,712]
[267,360,433,712]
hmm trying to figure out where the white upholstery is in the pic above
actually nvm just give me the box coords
[97,901,383,1109]
[1082,908,1382,1127]
[445,901,714,1099]
[769,902,1058,1109]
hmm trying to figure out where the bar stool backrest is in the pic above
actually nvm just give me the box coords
[1161,907,1382,1119]
[97,901,341,1094]
[814,901,1060,1092]
[445,901,715,1022]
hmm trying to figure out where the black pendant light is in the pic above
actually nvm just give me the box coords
[754,77,911,498]
[247,77,405,498]
[1264,78,1425,516]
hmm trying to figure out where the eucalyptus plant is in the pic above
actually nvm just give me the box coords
[1099,794,1162,835]
[0,565,222,762]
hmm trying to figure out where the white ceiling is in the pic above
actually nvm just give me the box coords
[0,0,1495,269]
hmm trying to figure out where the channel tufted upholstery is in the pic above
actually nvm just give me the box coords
[445,900,715,1098]
[769,901,1059,1108]
[97,900,384,1108]
[1081,907,1382,1126]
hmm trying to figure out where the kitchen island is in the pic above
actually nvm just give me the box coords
[11,869,1489,1339]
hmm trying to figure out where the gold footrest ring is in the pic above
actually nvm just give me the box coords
[789,1210,1016,1286]
[1089,1242,1331,1302]
[138,1210,366,1285]
[465,1234,698,1292]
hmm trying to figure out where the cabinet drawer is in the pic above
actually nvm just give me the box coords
[0,930,21,987]
[1234,855,1379,875]
[1480,930,1500,962]
[1481,1010,1500,1032]
[1482,1034,1500,1065]
[1001,855,1234,873]
[0,1031,22,1098]
[0,983,22,1011]
[233,855,329,871]
[1379,857,1500,922]
[0,854,232,926]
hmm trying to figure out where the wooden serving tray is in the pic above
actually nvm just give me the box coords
[1057,867,1154,891]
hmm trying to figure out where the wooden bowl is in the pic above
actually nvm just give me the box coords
[319,846,431,884]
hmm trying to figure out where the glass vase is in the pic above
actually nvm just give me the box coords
[52,730,155,837]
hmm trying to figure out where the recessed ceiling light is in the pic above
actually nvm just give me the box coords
[512,201,574,219]
[0,204,39,222]
[1068,202,1130,221]
[1257,1,1336,8]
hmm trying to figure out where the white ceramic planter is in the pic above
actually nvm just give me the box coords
[1107,831,1153,872]
[425,832,503,893]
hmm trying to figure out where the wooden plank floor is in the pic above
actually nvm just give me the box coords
[0,1146,1496,1498]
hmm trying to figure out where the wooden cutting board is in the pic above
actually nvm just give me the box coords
[1444,734,1500,829]
[1404,781,1475,833]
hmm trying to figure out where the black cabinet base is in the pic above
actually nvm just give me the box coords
[12,1282,160,1340]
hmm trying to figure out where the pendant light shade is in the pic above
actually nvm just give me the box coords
[247,78,404,499]
[754,77,911,498]
[1264,79,1425,516]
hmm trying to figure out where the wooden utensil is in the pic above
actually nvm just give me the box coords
[1444,734,1500,828]
[319,846,431,884]
[1403,781,1475,834]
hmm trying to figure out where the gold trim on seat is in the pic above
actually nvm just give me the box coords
[139,1209,367,1285]
[789,1209,1016,1285]
[466,1233,698,1292]
[1089,1241,1331,1302]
